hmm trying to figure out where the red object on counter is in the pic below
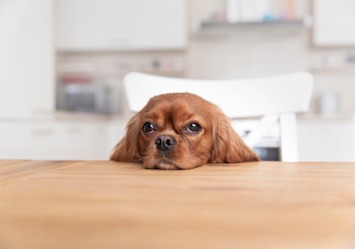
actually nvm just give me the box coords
[62,76,92,83]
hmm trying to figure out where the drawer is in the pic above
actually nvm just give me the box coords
[0,122,110,160]
[297,120,354,162]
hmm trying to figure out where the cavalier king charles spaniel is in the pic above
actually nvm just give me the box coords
[110,93,260,169]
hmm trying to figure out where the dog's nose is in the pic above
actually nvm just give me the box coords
[155,135,177,151]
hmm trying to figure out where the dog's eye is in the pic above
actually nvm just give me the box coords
[187,123,201,132]
[142,122,155,133]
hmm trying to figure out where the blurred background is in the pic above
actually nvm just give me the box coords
[0,0,354,162]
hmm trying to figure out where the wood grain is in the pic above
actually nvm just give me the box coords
[0,160,25,166]
[1,161,355,249]
[0,160,83,187]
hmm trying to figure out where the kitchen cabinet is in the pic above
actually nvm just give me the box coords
[0,120,128,161]
[314,0,355,46]
[2,116,355,162]
[297,118,355,162]
[108,121,127,154]
[0,0,55,118]
[56,0,187,51]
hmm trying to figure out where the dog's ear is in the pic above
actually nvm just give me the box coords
[209,108,260,163]
[110,113,141,162]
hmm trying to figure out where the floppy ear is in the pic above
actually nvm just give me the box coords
[209,108,260,163]
[110,113,141,162]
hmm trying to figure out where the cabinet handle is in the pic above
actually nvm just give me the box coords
[31,108,53,116]
[67,127,83,134]
[31,129,54,136]
[107,38,132,48]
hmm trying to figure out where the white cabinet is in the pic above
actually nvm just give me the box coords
[0,0,54,118]
[0,121,123,161]
[297,119,354,162]
[314,0,355,46]
[56,0,187,51]
[108,121,127,154]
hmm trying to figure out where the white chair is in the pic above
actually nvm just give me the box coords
[123,72,314,162]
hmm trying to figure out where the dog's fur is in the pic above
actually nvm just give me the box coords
[110,93,260,169]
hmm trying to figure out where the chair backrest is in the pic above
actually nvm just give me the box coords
[123,72,314,162]
[124,72,314,118]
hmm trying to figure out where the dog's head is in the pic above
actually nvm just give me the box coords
[110,93,260,169]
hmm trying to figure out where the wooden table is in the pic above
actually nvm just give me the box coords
[1,160,355,249]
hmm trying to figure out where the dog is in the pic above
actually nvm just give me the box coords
[110,93,260,169]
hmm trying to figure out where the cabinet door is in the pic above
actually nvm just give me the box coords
[0,0,54,118]
[56,0,187,51]
[0,123,32,159]
[297,120,354,162]
[0,122,111,160]
[314,0,355,46]
[108,120,128,154]
[53,123,109,161]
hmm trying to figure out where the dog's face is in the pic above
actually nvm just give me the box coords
[111,93,260,169]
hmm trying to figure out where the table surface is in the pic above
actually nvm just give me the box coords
[1,160,355,249]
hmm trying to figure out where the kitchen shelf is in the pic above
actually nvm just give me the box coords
[309,66,355,74]
[194,18,311,39]
[198,19,306,29]
[138,70,185,78]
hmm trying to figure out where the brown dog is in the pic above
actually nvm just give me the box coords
[110,93,260,169]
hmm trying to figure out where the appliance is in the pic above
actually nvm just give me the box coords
[56,83,120,115]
